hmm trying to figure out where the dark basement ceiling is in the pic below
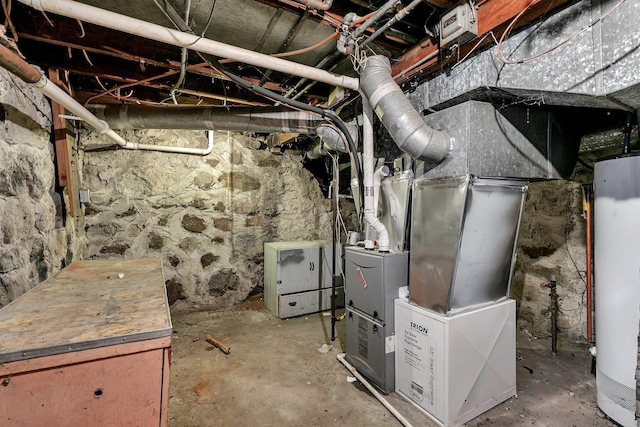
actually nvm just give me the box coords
[1,0,571,110]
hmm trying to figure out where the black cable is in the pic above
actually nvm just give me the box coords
[158,0,363,186]
[577,157,593,171]
[207,53,362,184]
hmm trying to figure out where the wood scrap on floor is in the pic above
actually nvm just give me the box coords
[205,333,230,354]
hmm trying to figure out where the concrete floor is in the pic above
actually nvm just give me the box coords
[168,298,615,427]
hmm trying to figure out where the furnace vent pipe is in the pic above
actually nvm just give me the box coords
[89,105,357,143]
[362,96,389,252]
[90,104,356,155]
[18,0,358,91]
[360,56,451,163]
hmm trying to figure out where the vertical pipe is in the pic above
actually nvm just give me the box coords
[331,155,338,341]
[361,96,389,251]
[549,275,558,353]
[623,111,632,154]
[584,184,594,342]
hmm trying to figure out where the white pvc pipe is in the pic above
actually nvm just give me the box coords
[361,96,389,252]
[34,74,128,147]
[36,74,214,155]
[122,129,214,155]
[337,353,414,427]
[19,0,359,91]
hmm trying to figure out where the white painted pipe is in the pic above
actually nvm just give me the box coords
[337,353,414,427]
[361,96,389,252]
[37,74,214,155]
[33,74,128,147]
[19,0,359,91]
[122,130,214,155]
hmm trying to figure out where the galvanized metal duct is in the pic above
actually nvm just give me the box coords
[91,105,320,133]
[360,56,451,164]
[90,104,358,149]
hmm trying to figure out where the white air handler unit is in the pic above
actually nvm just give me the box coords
[395,299,515,426]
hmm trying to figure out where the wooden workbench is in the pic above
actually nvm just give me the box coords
[0,258,172,427]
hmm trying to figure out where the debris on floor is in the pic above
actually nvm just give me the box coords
[317,344,333,354]
[205,333,230,354]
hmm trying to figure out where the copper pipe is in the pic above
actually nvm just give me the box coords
[0,43,41,84]
[584,184,594,342]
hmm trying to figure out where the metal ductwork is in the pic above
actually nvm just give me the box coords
[360,56,452,164]
[89,104,355,141]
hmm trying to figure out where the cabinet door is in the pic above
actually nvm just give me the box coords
[276,246,319,294]
[0,348,166,427]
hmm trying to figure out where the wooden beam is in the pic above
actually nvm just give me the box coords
[48,69,80,217]
[391,0,572,82]
[49,69,70,188]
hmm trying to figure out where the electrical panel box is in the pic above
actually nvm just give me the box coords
[395,299,516,426]
[440,2,478,48]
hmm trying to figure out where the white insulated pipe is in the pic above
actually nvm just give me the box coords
[38,75,214,155]
[18,0,359,91]
[33,74,128,147]
[337,353,414,427]
[361,96,389,252]
[122,130,214,155]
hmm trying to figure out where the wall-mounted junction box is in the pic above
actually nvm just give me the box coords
[440,2,478,49]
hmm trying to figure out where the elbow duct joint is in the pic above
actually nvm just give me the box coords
[359,55,452,164]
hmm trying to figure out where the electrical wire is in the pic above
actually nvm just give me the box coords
[82,62,210,106]
[497,0,627,65]
[451,31,495,69]
[200,0,217,37]
[272,31,339,59]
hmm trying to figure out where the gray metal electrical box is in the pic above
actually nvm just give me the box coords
[345,248,408,393]
[440,2,478,48]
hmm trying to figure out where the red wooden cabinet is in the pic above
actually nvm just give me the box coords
[0,258,172,427]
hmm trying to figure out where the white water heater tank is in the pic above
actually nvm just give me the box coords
[594,153,640,427]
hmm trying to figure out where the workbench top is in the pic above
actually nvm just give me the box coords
[0,258,172,363]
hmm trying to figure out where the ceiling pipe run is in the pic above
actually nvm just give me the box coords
[0,44,213,155]
[0,43,127,147]
[90,104,356,156]
[88,104,354,136]
[360,55,452,164]
[18,0,359,91]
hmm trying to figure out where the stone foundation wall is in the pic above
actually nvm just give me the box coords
[0,68,84,307]
[81,129,332,309]
[513,180,588,342]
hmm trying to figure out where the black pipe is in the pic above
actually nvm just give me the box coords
[331,158,338,341]
[623,111,633,154]
[549,275,558,354]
